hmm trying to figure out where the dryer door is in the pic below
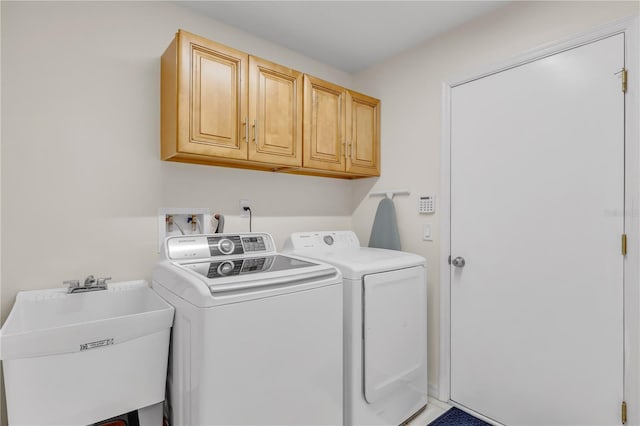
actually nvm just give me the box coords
[363,265,427,403]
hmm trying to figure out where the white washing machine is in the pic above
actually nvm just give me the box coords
[284,231,428,426]
[152,232,343,426]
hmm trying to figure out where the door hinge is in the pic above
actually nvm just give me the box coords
[622,400,627,425]
[622,234,628,256]
[617,68,628,93]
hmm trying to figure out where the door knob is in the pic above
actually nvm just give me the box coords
[452,257,466,268]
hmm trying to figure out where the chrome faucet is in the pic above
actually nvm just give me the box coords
[64,275,111,293]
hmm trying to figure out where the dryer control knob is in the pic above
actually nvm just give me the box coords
[218,239,235,254]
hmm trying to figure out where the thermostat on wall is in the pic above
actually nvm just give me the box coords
[419,195,435,214]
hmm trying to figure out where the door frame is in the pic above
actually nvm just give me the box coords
[439,15,640,424]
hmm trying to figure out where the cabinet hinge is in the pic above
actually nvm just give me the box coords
[622,400,627,425]
[617,68,628,93]
[622,234,628,256]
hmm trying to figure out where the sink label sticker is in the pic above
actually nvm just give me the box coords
[80,338,114,351]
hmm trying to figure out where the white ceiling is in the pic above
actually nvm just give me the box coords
[178,1,508,73]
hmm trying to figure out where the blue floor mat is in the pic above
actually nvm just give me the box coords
[428,407,491,426]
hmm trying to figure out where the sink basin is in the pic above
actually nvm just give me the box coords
[1,280,174,425]
[1,280,173,359]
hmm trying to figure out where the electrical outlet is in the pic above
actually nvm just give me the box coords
[240,199,251,218]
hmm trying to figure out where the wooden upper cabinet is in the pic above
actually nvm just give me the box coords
[346,90,380,176]
[249,56,302,167]
[161,30,380,178]
[162,30,248,162]
[303,75,346,172]
[303,76,380,177]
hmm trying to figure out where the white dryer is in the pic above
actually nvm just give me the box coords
[284,231,428,426]
[153,233,343,426]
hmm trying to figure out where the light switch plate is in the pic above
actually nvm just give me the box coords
[423,224,433,241]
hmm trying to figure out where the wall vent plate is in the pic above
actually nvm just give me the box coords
[419,196,435,214]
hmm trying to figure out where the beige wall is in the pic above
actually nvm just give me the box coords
[0,0,358,324]
[2,0,640,424]
[0,1,358,422]
[351,0,639,395]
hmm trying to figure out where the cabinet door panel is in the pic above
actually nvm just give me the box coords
[347,91,380,176]
[249,57,302,166]
[303,76,346,172]
[195,52,234,139]
[178,31,248,159]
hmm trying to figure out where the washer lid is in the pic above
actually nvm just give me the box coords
[153,253,342,307]
[284,246,425,280]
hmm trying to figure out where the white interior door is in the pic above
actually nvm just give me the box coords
[450,34,625,425]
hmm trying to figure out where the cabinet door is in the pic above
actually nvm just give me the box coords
[177,30,248,160]
[249,56,302,167]
[303,75,346,172]
[346,91,380,176]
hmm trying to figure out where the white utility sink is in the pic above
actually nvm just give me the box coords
[1,280,173,359]
[1,280,174,426]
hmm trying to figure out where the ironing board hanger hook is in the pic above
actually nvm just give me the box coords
[368,190,410,199]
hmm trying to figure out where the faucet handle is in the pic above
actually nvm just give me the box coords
[63,279,80,289]
[97,277,112,287]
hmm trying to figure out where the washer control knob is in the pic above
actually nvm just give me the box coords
[217,261,235,275]
[323,235,334,245]
[218,239,235,254]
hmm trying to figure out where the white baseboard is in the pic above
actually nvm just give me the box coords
[427,396,452,411]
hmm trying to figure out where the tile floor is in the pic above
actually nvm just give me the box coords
[407,397,452,425]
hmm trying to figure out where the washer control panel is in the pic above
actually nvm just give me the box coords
[207,235,244,256]
[165,233,275,261]
[241,236,267,252]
